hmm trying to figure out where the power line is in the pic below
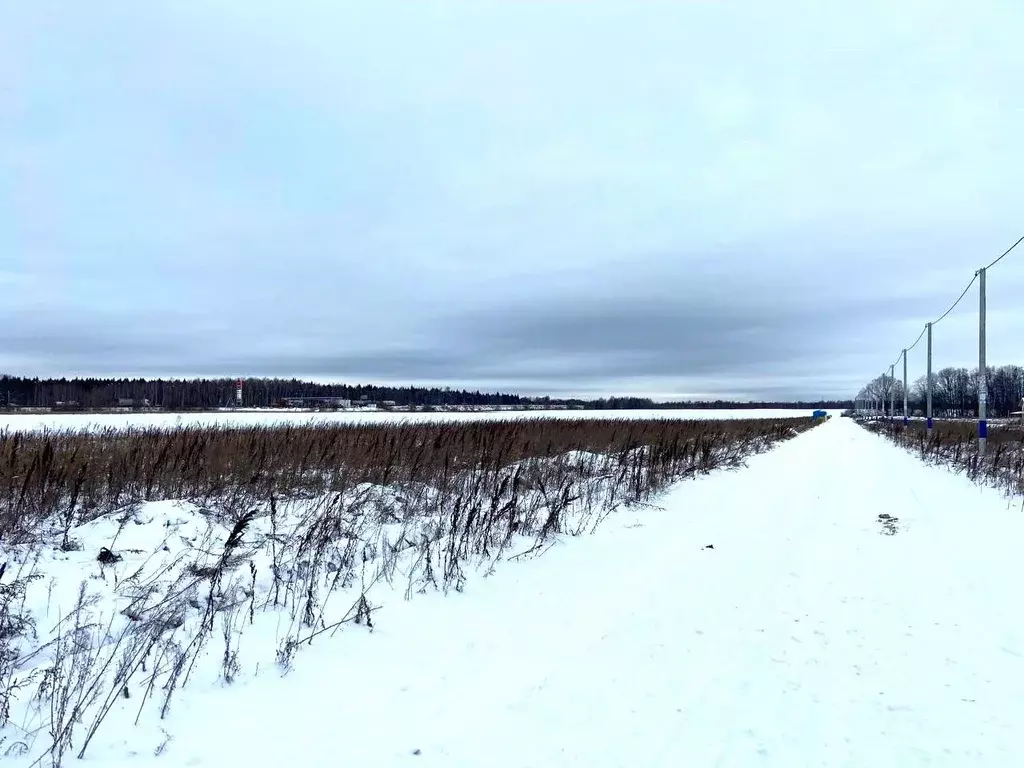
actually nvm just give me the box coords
[983,234,1024,271]
[930,272,978,327]
[862,233,1022,402]
[876,277,972,383]
[905,324,927,353]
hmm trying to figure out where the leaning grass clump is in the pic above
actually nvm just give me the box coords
[0,415,819,764]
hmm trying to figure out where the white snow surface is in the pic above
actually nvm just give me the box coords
[5,415,1024,766]
[0,408,814,434]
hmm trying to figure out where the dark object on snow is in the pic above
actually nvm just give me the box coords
[704,544,714,549]
[877,513,899,536]
[97,547,122,564]
[412,749,422,756]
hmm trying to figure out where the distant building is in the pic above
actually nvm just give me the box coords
[280,396,352,409]
[116,397,151,408]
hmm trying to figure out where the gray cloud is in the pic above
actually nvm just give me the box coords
[2,1,1023,400]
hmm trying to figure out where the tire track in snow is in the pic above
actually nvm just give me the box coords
[434,417,843,766]
[687,419,854,766]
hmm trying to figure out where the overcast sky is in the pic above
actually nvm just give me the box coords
[3,1,1022,400]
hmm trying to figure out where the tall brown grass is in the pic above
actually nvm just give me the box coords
[0,417,815,542]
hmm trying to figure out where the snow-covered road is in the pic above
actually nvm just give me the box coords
[84,417,1024,767]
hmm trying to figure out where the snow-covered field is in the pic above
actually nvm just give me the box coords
[0,408,815,434]
[5,415,1019,766]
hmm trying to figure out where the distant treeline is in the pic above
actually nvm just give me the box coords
[0,375,848,412]
[538,396,850,411]
[0,376,523,409]
[858,364,1024,418]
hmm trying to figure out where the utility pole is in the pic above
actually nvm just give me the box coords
[978,267,988,456]
[902,348,908,426]
[926,322,933,437]
[889,365,895,423]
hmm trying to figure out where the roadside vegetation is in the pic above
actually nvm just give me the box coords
[859,416,1024,497]
[0,416,818,764]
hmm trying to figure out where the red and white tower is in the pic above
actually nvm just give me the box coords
[235,378,244,408]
